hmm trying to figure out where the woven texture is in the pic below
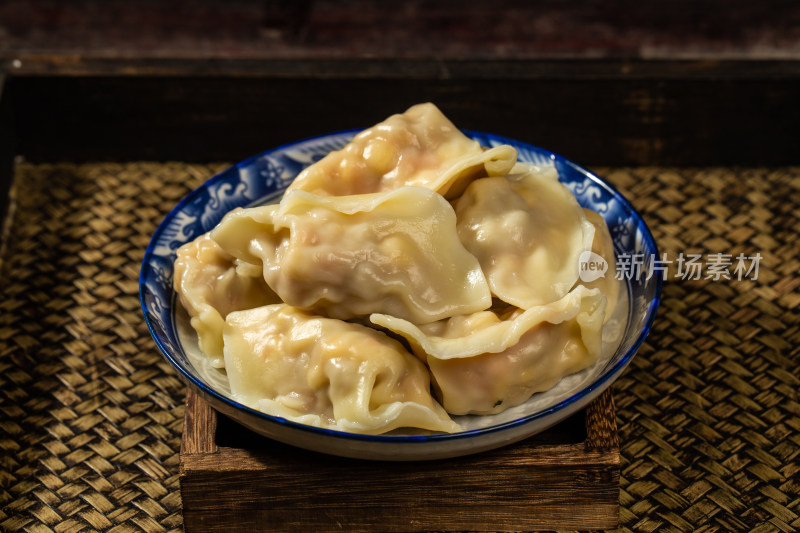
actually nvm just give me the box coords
[0,162,798,532]
[606,167,800,533]
[0,163,226,533]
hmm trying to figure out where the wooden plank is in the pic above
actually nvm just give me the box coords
[181,463,619,532]
[6,56,800,79]
[179,390,619,532]
[8,75,800,167]
[4,0,800,74]
[181,389,218,456]
[5,2,800,167]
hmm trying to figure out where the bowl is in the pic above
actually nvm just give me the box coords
[139,130,661,461]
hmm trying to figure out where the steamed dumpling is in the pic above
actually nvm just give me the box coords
[210,186,492,323]
[173,233,280,367]
[171,103,625,435]
[286,102,517,199]
[371,286,606,415]
[223,304,460,434]
[581,208,621,323]
[454,164,595,309]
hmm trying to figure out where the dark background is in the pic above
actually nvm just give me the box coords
[3,0,800,168]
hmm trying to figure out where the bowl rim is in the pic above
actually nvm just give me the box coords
[139,129,662,444]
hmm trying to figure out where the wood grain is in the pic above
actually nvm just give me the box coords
[5,1,800,168]
[179,389,620,532]
[8,74,800,167]
[4,0,800,71]
[181,389,218,456]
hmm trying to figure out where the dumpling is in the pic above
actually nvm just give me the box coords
[173,233,281,367]
[210,186,492,323]
[286,102,518,199]
[453,164,595,309]
[223,304,460,434]
[580,208,621,323]
[371,286,606,415]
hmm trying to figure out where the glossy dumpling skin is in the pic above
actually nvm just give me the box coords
[581,208,621,323]
[173,233,281,368]
[454,164,595,309]
[286,102,518,199]
[210,186,492,323]
[223,304,460,434]
[371,286,606,415]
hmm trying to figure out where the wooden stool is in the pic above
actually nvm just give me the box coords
[180,388,619,532]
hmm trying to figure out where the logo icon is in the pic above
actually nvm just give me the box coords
[578,251,608,282]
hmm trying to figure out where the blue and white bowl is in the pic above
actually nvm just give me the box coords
[139,131,661,461]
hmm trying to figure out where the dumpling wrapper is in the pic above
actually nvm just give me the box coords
[371,286,606,415]
[173,233,281,368]
[211,186,492,324]
[286,102,518,199]
[580,208,621,323]
[454,164,595,309]
[223,304,460,434]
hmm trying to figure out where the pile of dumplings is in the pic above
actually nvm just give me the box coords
[174,103,620,435]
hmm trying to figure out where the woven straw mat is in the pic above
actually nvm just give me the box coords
[0,162,798,533]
